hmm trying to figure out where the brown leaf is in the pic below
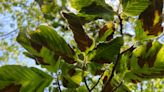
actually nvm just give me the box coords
[0,84,21,92]
[68,68,76,76]
[99,22,115,41]
[62,12,93,52]
[139,0,163,35]
[131,79,141,84]
[34,56,50,65]
[62,77,69,88]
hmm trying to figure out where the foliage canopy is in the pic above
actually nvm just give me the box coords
[0,0,163,92]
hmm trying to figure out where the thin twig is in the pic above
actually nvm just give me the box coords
[111,81,123,92]
[82,54,91,92]
[90,73,104,91]
[0,29,18,38]
[84,77,91,92]
[118,14,123,36]
[101,54,120,92]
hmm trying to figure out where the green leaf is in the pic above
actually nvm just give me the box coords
[69,0,93,11]
[62,12,93,52]
[124,41,164,83]
[134,20,148,41]
[62,88,76,92]
[0,65,53,92]
[39,47,61,72]
[17,25,75,64]
[76,85,87,92]
[70,0,114,20]
[92,37,123,64]
[16,30,38,55]
[155,44,164,68]
[31,25,75,58]
[79,1,114,20]
[139,0,163,35]
[121,0,149,16]
[133,41,162,68]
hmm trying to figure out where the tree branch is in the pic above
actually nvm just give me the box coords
[90,72,104,91]
[101,54,120,92]
[84,77,91,92]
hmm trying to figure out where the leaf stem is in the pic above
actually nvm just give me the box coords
[118,14,123,36]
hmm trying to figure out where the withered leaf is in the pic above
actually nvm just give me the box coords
[0,84,21,92]
[139,0,163,35]
[62,12,93,52]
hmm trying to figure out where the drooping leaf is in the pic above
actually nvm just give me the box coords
[121,0,149,16]
[92,37,123,64]
[139,0,163,35]
[0,65,53,92]
[62,12,93,52]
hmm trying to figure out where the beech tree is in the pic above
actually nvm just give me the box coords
[0,0,164,92]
